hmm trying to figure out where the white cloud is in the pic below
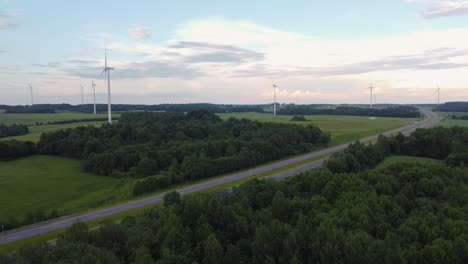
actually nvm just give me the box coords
[128,25,152,40]
[423,1,468,18]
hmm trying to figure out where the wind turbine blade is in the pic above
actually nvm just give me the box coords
[98,68,106,80]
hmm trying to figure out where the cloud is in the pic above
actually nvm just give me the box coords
[0,19,15,29]
[67,59,100,65]
[128,25,152,40]
[170,41,265,64]
[32,62,62,68]
[423,1,468,18]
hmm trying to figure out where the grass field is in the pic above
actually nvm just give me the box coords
[218,113,420,146]
[0,156,134,223]
[434,111,468,128]
[1,121,108,142]
[0,112,118,125]
[374,155,444,170]
[0,112,120,142]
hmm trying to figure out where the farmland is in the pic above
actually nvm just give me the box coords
[0,155,134,224]
[218,112,420,146]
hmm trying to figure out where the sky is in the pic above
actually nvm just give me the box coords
[1,0,468,105]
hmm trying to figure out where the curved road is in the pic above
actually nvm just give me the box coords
[0,109,440,246]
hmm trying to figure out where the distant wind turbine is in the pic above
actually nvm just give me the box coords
[272,81,278,116]
[80,81,84,106]
[435,85,440,107]
[98,45,114,124]
[92,81,96,115]
[368,83,374,109]
[28,84,34,107]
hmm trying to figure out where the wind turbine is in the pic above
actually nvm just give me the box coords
[272,81,278,116]
[92,81,96,115]
[98,45,114,124]
[28,84,34,107]
[80,81,84,107]
[435,85,440,107]
[368,83,374,109]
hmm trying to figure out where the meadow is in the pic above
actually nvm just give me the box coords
[0,112,117,125]
[218,112,420,146]
[0,155,134,223]
[0,112,120,142]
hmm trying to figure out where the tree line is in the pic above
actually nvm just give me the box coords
[2,103,266,114]
[35,110,329,195]
[434,102,468,112]
[278,105,421,118]
[0,123,28,138]
[327,126,468,173]
[4,144,467,263]
[0,140,36,160]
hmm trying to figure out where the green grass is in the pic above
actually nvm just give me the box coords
[1,121,108,142]
[218,113,419,146]
[0,112,118,125]
[0,155,134,223]
[374,155,444,170]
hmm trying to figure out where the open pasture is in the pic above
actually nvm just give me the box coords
[218,112,420,146]
[0,155,133,224]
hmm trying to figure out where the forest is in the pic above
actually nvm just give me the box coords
[35,110,329,194]
[1,103,265,114]
[0,123,28,138]
[278,105,421,118]
[434,102,468,112]
[3,132,467,263]
[326,126,468,173]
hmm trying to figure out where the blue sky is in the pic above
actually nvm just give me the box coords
[1,0,468,104]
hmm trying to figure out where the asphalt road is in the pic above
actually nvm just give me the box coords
[0,109,440,246]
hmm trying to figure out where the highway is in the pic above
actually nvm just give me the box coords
[0,109,440,246]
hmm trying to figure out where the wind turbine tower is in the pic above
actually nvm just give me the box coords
[369,84,374,109]
[92,81,96,115]
[28,84,34,107]
[80,81,84,106]
[272,82,278,116]
[99,45,114,124]
[436,86,440,107]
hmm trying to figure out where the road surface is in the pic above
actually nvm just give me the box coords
[0,109,440,246]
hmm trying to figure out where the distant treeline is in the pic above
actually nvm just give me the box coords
[0,123,28,138]
[1,103,266,114]
[278,105,421,118]
[4,105,56,113]
[47,117,117,125]
[434,102,468,112]
[327,126,468,173]
[450,114,468,120]
[35,110,329,196]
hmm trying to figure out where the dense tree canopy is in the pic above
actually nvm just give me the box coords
[327,126,468,173]
[5,159,467,263]
[37,110,330,195]
[0,123,28,138]
[278,105,421,118]
[434,102,468,112]
[0,140,36,160]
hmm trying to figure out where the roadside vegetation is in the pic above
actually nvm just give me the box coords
[3,125,466,263]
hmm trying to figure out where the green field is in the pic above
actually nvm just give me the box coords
[0,112,120,142]
[0,112,118,125]
[1,121,108,142]
[374,155,444,170]
[0,156,134,223]
[435,111,468,128]
[218,113,420,146]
